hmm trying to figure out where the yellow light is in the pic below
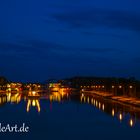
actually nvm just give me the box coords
[32,91,36,95]
[50,95,53,101]
[112,109,115,117]
[91,98,93,104]
[129,86,133,89]
[102,86,105,88]
[96,100,98,107]
[112,86,115,88]
[80,96,83,102]
[27,99,40,112]
[129,119,134,127]
[32,100,36,106]
[87,97,89,103]
[94,99,95,105]
[16,88,19,92]
[102,104,105,111]
[7,93,11,102]
[8,88,11,91]
[84,97,86,103]
[27,100,31,112]
[7,84,11,88]
[36,100,41,112]
[119,113,123,121]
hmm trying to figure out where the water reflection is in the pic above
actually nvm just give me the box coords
[0,95,7,105]
[80,93,140,127]
[112,108,115,117]
[0,90,140,128]
[119,113,123,121]
[49,90,70,102]
[0,92,21,104]
[49,92,61,102]
[27,99,41,113]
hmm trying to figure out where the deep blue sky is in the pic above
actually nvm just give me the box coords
[0,0,140,82]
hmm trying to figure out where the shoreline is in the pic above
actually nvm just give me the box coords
[82,90,140,108]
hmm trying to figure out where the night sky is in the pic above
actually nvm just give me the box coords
[0,0,140,82]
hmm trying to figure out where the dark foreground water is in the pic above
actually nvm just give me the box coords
[0,92,140,140]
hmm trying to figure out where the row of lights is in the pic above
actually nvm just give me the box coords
[112,85,133,89]
[81,85,133,89]
[81,94,135,127]
[81,94,105,111]
[81,85,105,88]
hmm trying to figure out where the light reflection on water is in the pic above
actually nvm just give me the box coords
[80,93,140,127]
[0,90,140,129]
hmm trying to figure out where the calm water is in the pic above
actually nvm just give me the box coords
[0,92,140,140]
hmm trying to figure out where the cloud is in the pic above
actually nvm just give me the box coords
[0,40,62,54]
[81,31,128,39]
[50,8,140,32]
[79,47,121,53]
[0,39,121,57]
[0,39,122,69]
[50,50,117,65]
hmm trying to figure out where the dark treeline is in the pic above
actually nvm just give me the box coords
[64,76,138,88]
[0,76,8,85]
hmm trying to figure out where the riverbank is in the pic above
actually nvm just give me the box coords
[83,90,140,107]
